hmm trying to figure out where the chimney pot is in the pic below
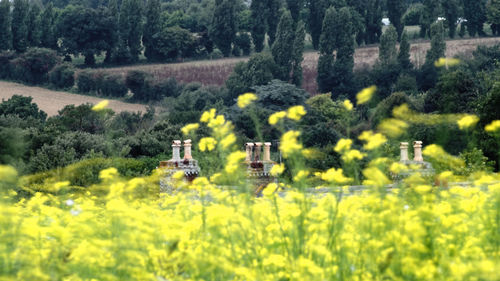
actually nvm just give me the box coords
[254,142,263,161]
[263,142,272,162]
[413,141,423,162]
[245,143,254,162]
[183,139,192,160]
[400,142,409,162]
[171,140,182,161]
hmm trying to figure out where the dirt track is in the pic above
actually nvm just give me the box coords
[0,81,149,116]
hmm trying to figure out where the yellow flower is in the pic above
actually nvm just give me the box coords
[92,100,109,111]
[0,165,18,183]
[220,133,236,149]
[378,119,408,138]
[358,131,387,150]
[225,151,246,174]
[199,137,217,151]
[237,92,258,108]
[200,108,216,123]
[342,149,365,162]
[334,138,352,153]
[362,167,391,187]
[270,163,285,176]
[485,120,500,133]
[99,167,119,181]
[181,123,200,135]
[268,111,287,125]
[390,162,408,174]
[434,57,461,67]
[356,85,377,105]
[293,170,310,182]
[287,105,307,121]
[279,131,303,158]
[343,99,353,111]
[208,114,225,128]
[321,168,352,184]
[457,115,479,130]
[172,171,185,180]
[262,183,278,196]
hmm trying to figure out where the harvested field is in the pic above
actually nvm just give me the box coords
[0,81,149,116]
[94,37,500,95]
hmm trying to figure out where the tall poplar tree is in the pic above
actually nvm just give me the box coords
[115,0,132,63]
[127,0,143,62]
[286,0,304,23]
[387,0,406,40]
[0,0,11,50]
[425,21,446,65]
[487,0,500,35]
[26,3,41,47]
[266,0,281,46]
[441,0,460,38]
[397,31,412,71]
[420,0,440,38]
[211,0,237,57]
[378,25,398,66]
[250,0,267,52]
[271,10,295,81]
[11,0,29,53]
[40,3,57,49]
[331,7,355,95]
[291,20,305,86]
[317,7,337,93]
[308,0,329,50]
[104,0,118,63]
[143,0,161,61]
[463,0,487,37]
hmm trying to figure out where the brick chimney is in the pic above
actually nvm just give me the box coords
[400,142,409,162]
[254,142,262,161]
[183,139,192,160]
[413,141,423,162]
[171,140,181,161]
[263,142,272,162]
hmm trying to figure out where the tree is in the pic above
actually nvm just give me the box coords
[487,0,500,35]
[398,31,413,70]
[271,10,295,82]
[420,0,440,37]
[331,7,355,96]
[127,0,143,62]
[442,0,461,38]
[463,0,487,37]
[286,0,304,23]
[26,3,41,47]
[103,0,118,63]
[308,0,329,50]
[378,25,398,66]
[317,7,338,93]
[0,0,11,50]
[151,26,194,61]
[291,21,305,86]
[425,21,446,65]
[211,0,237,57]
[11,0,29,53]
[387,0,406,40]
[266,0,281,46]
[58,6,115,65]
[39,3,58,49]
[143,0,162,61]
[250,0,267,52]
[0,95,47,121]
[365,0,383,44]
[115,0,132,63]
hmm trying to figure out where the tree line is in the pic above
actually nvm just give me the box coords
[0,0,499,67]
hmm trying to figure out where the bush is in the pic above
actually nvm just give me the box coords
[99,74,128,98]
[126,70,150,101]
[151,77,182,99]
[403,4,424,26]
[0,51,16,80]
[77,70,99,93]
[49,63,75,89]
[10,48,60,85]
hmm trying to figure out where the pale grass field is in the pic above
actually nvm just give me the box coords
[0,81,148,116]
[98,37,500,94]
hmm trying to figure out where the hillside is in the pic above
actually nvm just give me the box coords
[99,37,500,94]
[0,81,149,116]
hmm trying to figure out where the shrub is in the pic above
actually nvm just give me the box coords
[10,48,60,85]
[49,63,75,89]
[76,70,98,93]
[403,4,424,26]
[151,77,182,100]
[0,51,16,80]
[98,74,128,98]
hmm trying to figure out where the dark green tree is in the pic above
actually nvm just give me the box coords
[0,0,11,50]
[0,95,47,121]
[463,0,487,37]
[11,0,29,53]
[425,21,446,65]
[115,0,132,63]
[211,0,237,57]
[365,0,383,44]
[420,0,440,37]
[271,10,295,82]
[331,7,355,96]
[442,0,461,38]
[486,0,500,35]
[143,0,162,61]
[291,20,305,86]
[397,31,413,70]
[103,0,118,63]
[151,26,194,61]
[39,3,58,50]
[266,0,281,46]
[286,0,304,23]
[26,3,41,47]
[317,7,338,93]
[250,0,267,52]
[387,0,406,40]
[127,0,143,62]
[308,0,329,50]
[378,25,398,66]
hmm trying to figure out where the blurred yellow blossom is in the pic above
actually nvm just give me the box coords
[356,85,376,105]
[293,170,310,182]
[321,168,352,184]
[200,108,216,123]
[181,123,199,135]
[358,131,387,150]
[270,163,285,176]
[334,138,352,153]
[485,120,500,133]
[342,149,365,162]
[99,167,118,181]
[343,99,353,111]
[220,133,236,149]
[390,162,408,174]
[287,105,307,121]
[268,111,287,125]
[279,130,302,158]
[0,165,18,183]
[378,118,408,138]
[199,137,217,151]
[457,115,479,130]
[434,57,461,67]
[262,183,278,196]
[172,171,185,180]
[362,167,391,187]
[225,151,246,174]
[237,93,258,108]
[92,100,109,111]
